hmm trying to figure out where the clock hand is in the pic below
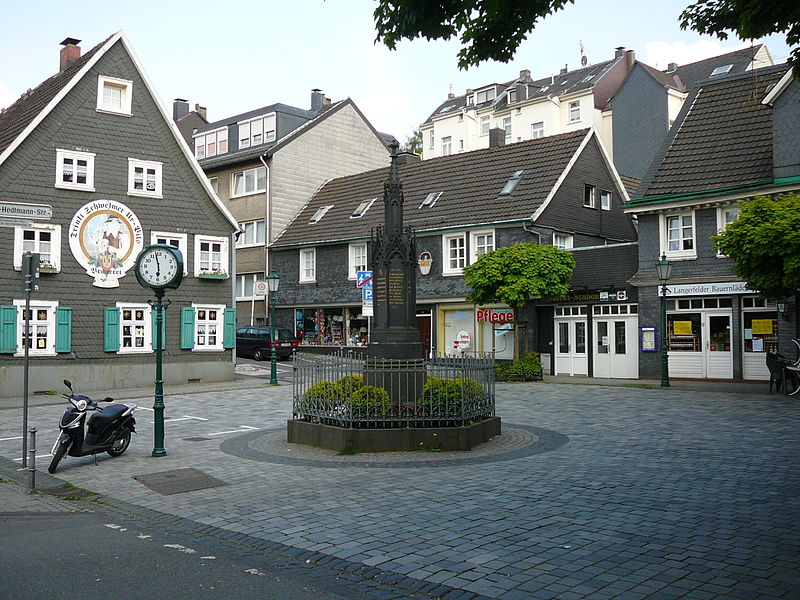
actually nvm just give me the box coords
[154,253,161,276]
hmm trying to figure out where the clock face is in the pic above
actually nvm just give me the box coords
[135,245,183,289]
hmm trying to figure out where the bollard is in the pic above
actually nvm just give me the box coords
[27,427,36,494]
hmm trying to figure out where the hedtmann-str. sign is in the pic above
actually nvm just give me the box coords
[0,201,52,220]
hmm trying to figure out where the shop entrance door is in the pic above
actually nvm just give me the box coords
[705,313,733,379]
[416,314,432,359]
[554,319,588,376]
[593,317,638,379]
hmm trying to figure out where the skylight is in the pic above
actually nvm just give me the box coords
[581,74,595,83]
[309,205,333,224]
[710,64,733,76]
[439,106,454,113]
[499,170,524,196]
[419,191,442,208]
[350,198,376,219]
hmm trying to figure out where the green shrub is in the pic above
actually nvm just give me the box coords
[335,374,364,396]
[419,376,485,417]
[348,385,391,416]
[301,380,340,412]
[495,352,542,381]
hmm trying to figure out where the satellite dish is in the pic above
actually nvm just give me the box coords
[581,55,588,66]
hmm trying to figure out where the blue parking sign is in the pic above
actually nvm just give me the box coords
[362,288,373,301]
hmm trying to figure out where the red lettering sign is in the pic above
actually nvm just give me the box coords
[476,309,514,322]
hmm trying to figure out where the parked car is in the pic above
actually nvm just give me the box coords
[235,327,299,361]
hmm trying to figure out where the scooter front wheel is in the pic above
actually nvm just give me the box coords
[48,442,69,474]
[107,430,131,457]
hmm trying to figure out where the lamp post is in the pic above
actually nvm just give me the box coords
[267,268,280,385]
[655,254,672,388]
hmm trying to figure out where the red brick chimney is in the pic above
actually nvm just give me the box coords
[60,38,81,71]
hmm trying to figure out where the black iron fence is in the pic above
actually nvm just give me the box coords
[292,350,495,428]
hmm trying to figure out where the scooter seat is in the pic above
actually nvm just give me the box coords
[87,404,129,434]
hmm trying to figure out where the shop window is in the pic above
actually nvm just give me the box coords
[743,312,778,353]
[575,322,586,354]
[597,321,608,354]
[667,313,701,351]
[558,322,569,353]
[614,321,627,354]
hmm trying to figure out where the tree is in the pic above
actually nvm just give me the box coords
[463,243,575,357]
[714,193,800,299]
[402,128,423,156]
[373,0,799,74]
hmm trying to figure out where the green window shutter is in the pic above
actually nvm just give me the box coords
[151,309,166,350]
[104,307,120,352]
[223,308,236,349]
[180,306,195,349]
[55,307,73,353]
[0,306,17,354]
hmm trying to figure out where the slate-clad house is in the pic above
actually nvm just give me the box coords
[191,93,391,326]
[625,64,798,381]
[0,33,239,398]
[271,129,641,377]
[611,45,772,178]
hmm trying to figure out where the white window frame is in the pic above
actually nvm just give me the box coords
[600,190,612,211]
[238,114,276,149]
[480,116,490,136]
[236,273,264,300]
[193,234,229,277]
[116,302,153,354]
[14,223,62,272]
[441,136,452,156]
[299,248,316,283]
[584,185,596,208]
[503,117,512,141]
[194,127,228,159]
[127,158,163,198]
[96,75,133,116]
[231,166,266,198]
[350,198,376,219]
[660,211,697,259]
[531,122,544,139]
[553,232,574,249]
[470,229,495,263]
[150,231,188,275]
[55,149,95,191]
[442,232,466,276]
[429,130,434,149]
[13,300,58,357]
[235,220,266,248]
[568,100,581,123]
[716,205,740,257]
[475,87,496,104]
[348,243,368,280]
[208,177,219,194]
[192,304,225,351]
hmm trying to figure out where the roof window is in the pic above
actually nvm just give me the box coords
[710,64,733,76]
[581,74,595,83]
[309,205,333,224]
[499,170,524,196]
[419,192,442,208]
[350,198,376,219]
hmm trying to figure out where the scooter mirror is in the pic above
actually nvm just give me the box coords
[63,379,72,390]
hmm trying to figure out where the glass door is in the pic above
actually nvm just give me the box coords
[705,313,733,378]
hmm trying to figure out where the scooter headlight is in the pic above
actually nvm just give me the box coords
[75,399,87,411]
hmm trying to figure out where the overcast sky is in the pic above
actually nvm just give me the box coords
[0,1,791,143]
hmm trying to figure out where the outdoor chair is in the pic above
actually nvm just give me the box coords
[766,352,792,393]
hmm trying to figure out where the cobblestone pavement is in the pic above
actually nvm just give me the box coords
[1,381,798,599]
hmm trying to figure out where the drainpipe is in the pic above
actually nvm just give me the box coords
[259,155,271,326]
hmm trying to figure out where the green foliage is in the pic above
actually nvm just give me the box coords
[302,380,340,411]
[348,385,391,415]
[714,194,800,299]
[419,375,485,416]
[335,374,365,395]
[495,352,543,382]
[463,243,575,308]
[401,129,423,156]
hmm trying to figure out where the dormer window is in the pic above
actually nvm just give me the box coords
[508,89,517,103]
[194,127,228,159]
[419,192,442,208]
[309,205,333,224]
[475,87,496,104]
[350,198,376,219]
[710,64,733,76]
[467,96,474,106]
[238,113,276,149]
[500,170,524,196]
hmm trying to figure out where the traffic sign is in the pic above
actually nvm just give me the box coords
[253,280,269,296]
[362,288,373,301]
[356,271,373,288]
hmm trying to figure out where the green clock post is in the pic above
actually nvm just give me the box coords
[134,244,184,457]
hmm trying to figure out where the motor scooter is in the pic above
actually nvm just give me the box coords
[48,379,136,473]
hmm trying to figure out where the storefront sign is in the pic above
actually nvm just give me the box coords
[751,319,773,335]
[418,252,432,276]
[660,281,754,296]
[453,330,471,349]
[69,200,143,288]
[476,309,514,323]
[550,289,627,302]
[673,321,693,335]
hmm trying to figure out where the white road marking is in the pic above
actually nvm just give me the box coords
[164,544,196,554]
[200,556,216,560]
[207,426,258,437]
[13,454,52,461]
[0,436,23,442]
[104,524,127,531]
[148,415,209,424]
[244,568,266,576]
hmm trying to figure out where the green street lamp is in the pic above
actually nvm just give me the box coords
[267,268,281,385]
[655,254,672,388]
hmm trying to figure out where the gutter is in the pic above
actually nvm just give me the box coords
[625,177,800,208]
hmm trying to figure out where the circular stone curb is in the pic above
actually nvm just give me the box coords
[220,424,569,468]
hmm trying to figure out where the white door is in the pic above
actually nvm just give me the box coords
[705,313,733,378]
[594,317,638,379]
[555,319,588,376]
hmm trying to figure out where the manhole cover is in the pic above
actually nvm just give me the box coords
[134,468,227,495]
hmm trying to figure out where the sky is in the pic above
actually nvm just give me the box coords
[0,1,792,143]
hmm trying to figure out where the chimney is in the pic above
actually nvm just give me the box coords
[489,127,505,148]
[560,64,568,75]
[194,104,207,120]
[311,88,325,112]
[173,98,190,121]
[519,69,532,82]
[666,62,678,73]
[59,37,81,71]
[614,46,626,59]
[395,151,421,165]
[626,49,635,71]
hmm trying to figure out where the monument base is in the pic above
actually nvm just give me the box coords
[287,417,501,453]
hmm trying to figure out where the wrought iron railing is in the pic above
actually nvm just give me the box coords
[292,350,495,428]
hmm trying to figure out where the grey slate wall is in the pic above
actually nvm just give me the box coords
[772,78,800,179]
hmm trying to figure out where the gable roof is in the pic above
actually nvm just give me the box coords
[671,44,766,88]
[273,129,595,248]
[0,32,238,230]
[629,65,788,206]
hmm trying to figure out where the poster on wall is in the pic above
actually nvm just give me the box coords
[673,321,693,335]
[69,200,144,288]
[751,319,773,335]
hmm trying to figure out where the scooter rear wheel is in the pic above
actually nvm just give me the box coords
[107,430,131,457]
[48,442,69,474]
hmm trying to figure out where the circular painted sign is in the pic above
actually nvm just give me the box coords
[454,329,471,350]
[68,200,144,288]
